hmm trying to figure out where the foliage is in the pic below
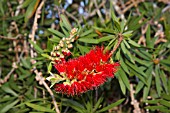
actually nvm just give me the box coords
[0,0,170,113]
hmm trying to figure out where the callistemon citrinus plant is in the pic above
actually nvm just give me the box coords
[47,28,121,96]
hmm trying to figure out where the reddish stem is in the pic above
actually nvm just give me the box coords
[109,33,123,58]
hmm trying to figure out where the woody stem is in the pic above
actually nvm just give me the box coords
[109,33,123,58]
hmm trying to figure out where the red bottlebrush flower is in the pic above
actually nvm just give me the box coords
[53,47,119,96]
[62,50,71,57]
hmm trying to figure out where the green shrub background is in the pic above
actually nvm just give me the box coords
[0,0,170,113]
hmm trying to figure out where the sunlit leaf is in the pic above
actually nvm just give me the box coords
[24,0,40,23]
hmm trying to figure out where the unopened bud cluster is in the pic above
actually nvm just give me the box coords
[49,28,78,63]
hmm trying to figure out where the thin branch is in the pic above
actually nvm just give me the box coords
[34,70,60,113]
[78,0,106,23]
[0,0,24,86]
[112,0,125,20]
[0,35,20,40]
[0,51,24,86]
[109,34,123,58]
[93,0,104,22]
[123,0,144,13]
[29,0,45,58]
[130,84,141,113]
[64,10,79,23]
[29,0,60,113]
[138,24,148,46]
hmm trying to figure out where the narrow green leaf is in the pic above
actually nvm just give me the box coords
[60,22,70,36]
[0,97,16,103]
[160,70,168,93]
[2,19,7,35]
[143,66,153,100]
[86,101,92,113]
[20,0,33,8]
[127,16,144,31]
[160,59,170,66]
[47,39,53,51]
[105,38,117,51]
[126,12,132,25]
[16,108,30,113]
[93,97,103,112]
[128,67,147,85]
[62,98,85,113]
[144,99,159,104]
[132,49,151,60]
[123,40,131,49]
[117,74,126,95]
[9,81,20,93]
[135,81,144,94]
[0,1,4,14]
[21,57,31,69]
[121,42,127,54]
[116,49,120,60]
[32,62,43,69]
[80,29,93,37]
[155,66,162,97]
[119,68,130,90]
[120,56,130,74]
[146,25,153,48]
[159,99,170,107]
[49,36,60,43]
[1,85,18,97]
[120,20,125,33]
[128,39,140,47]
[125,50,135,64]
[161,93,170,101]
[145,105,168,111]
[60,14,72,31]
[26,103,54,112]
[77,44,90,55]
[98,98,125,113]
[0,99,19,113]
[14,98,46,108]
[110,5,118,22]
[48,28,65,38]
[122,31,133,38]
[139,49,152,59]
[80,34,98,39]
[98,35,115,43]
[136,65,153,94]
[29,111,44,113]
[113,21,121,32]
[78,38,99,44]
[125,60,147,78]
[131,55,152,67]
[24,0,40,23]
[78,34,99,44]
[164,19,170,39]
[29,40,43,53]
[41,54,50,59]
[47,62,52,73]
[93,27,117,34]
